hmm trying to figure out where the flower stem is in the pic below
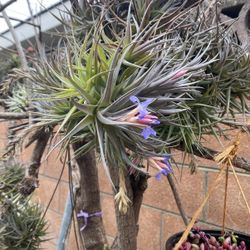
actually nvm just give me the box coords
[167,174,189,226]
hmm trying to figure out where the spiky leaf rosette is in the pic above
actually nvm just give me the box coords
[0,163,47,250]
[21,3,220,180]
[18,1,250,180]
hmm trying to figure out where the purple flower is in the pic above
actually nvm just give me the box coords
[129,96,160,139]
[129,96,154,119]
[117,96,159,139]
[148,155,173,180]
[138,114,160,125]
[163,155,171,169]
[155,168,171,180]
[141,126,156,139]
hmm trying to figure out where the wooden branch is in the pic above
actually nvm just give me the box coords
[0,0,16,12]
[1,4,28,71]
[232,156,250,173]
[219,1,250,47]
[26,0,45,59]
[110,163,188,250]
[234,1,250,47]
[19,127,52,196]
[72,142,107,250]
[108,165,137,250]
[110,173,148,250]
[177,144,250,172]
[167,174,189,226]
[130,174,148,223]
[0,112,28,119]
[24,127,46,148]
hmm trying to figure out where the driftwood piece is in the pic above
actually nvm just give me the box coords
[18,127,52,196]
[178,144,250,172]
[219,0,250,47]
[110,173,148,250]
[234,1,250,47]
[108,166,138,250]
[72,142,107,250]
[0,112,28,119]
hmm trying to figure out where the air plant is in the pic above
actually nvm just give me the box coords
[5,85,30,112]
[0,162,48,250]
[8,1,250,249]
[26,21,211,167]
[15,0,249,206]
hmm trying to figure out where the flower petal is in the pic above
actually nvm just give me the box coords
[163,155,172,170]
[138,99,153,118]
[129,95,140,103]
[155,171,162,181]
[155,168,171,181]
[141,126,156,139]
[140,98,154,108]
[138,108,148,119]
[162,168,171,175]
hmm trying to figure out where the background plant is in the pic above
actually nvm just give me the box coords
[0,162,47,250]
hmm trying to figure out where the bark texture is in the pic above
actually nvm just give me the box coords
[1,4,28,71]
[0,112,28,119]
[219,0,250,47]
[110,172,148,250]
[178,144,250,172]
[72,142,107,250]
[19,127,52,196]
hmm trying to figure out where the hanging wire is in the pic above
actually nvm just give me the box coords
[26,151,67,249]
[67,146,81,250]
[41,152,67,221]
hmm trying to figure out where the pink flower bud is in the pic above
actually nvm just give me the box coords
[172,69,187,80]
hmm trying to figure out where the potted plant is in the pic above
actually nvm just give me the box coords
[166,131,250,250]
[166,228,250,250]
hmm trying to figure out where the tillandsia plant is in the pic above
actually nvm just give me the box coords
[9,0,250,249]
[26,6,216,177]
[5,85,30,112]
[0,162,47,250]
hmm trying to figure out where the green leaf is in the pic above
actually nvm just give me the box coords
[95,120,115,189]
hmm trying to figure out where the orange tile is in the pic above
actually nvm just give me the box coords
[162,213,185,248]
[59,181,70,214]
[40,239,55,250]
[98,161,113,194]
[44,209,62,245]
[0,121,8,149]
[137,205,161,250]
[206,171,250,234]
[66,223,80,250]
[42,147,68,182]
[34,175,60,212]
[101,193,117,237]
[20,143,35,163]
[143,168,205,218]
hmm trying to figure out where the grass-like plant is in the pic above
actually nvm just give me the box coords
[0,162,47,250]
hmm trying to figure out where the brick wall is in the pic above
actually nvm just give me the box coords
[1,120,250,250]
